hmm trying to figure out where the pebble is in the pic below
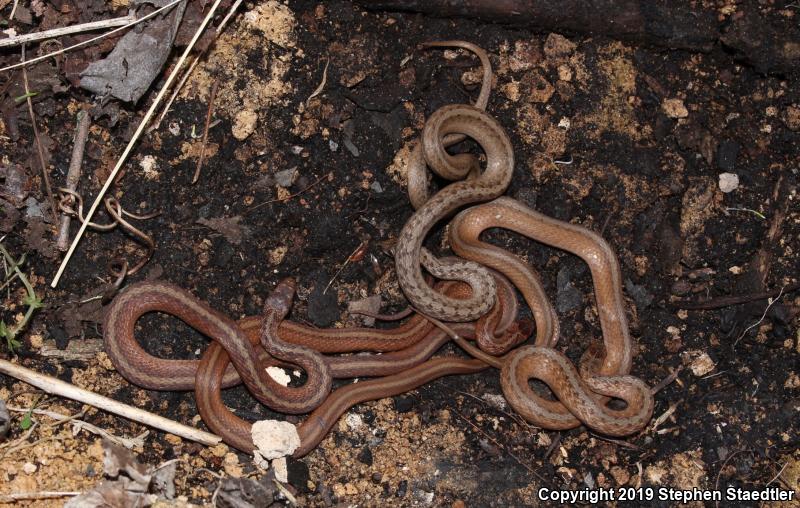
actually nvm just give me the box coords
[232,109,258,140]
[662,98,688,118]
[716,139,740,171]
[718,172,739,193]
[556,266,582,313]
[287,457,311,493]
[357,446,373,466]
[396,480,408,498]
[274,167,298,187]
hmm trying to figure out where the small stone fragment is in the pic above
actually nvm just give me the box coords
[274,167,298,188]
[662,98,689,119]
[252,420,301,459]
[687,352,716,377]
[718,172,739,193]
[232,109,258,140]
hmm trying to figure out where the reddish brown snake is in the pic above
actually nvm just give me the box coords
[102,272,525,413]
[194,278,528,455]
[450,197,654,435]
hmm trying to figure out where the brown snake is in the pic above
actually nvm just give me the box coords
[395,104,514,322]
[194,279,519,455]
[102,273,526,413]
[449,197,654,435]
[406,41,492,210]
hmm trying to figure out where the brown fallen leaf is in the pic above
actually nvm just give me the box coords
[197,215,251,245]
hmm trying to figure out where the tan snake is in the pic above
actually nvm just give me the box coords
[395,104,514,322]
[450,197,654,435]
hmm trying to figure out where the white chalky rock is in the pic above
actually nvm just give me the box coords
[718,172,739,193]
[272,457,288,483]
[252,420,300,460]
[266,366,290,386]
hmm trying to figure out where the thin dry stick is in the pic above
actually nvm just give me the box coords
[57,109,91,251]
[0,492,80,503]
[51,0,225,288]
[192,78,220,184]
[0,359,222,446]
[305,58,330,105]
[21,44,59,224]
[0,15,137,48]
[0,0,183,74]
[152,0,243,130]
[734,286,785,348]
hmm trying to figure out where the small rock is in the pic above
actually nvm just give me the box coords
[357,446,373,466]
[716,139,740,171]
[396,480,408,498]
[22,462,36,474]
[556,267,582,313]
[718,172,739,193]
[394,396,415,413]
[662,98,688,119]
[371,472,383,484]
[266,367,290,386]
[274,167,298,188]
[452,501,466,508]
[624,279,654,310]
[232,109,258,140]
[685,351,716,377]
[370,181,383,193]
[329,140,339,151]
[345,413,364,431]
[348,295,381,327]
[272,457,288,483]
[543,33,576,59]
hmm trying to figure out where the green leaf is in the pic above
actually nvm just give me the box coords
[0,320,7,338]
[22,294,43,309]
[20,411,33,430]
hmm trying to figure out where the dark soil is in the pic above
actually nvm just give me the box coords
[0,0,798,506]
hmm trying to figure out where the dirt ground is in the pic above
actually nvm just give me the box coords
[1,0,799,506]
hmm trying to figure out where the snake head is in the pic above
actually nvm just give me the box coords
[265,278,296,318]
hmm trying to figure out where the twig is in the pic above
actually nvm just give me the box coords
[57,109,91,251]
[671,282,800,310]
[51,0,226,288]
[8,0,19,21]
[192,79,220,184]
[0,0,184,74]
[725,207,766,220]
[323,240,367,294]
[0,491,80,503]
[0,359,222,446]
[247,171,330,213]
[765,461,789,487]
[0,15,137,48]
[305,58,330,105]
[6,406,147,449]
[733,286,786,348]
[543,431,562,460]
[21,44,59,224]
[152,0,243,130]
[650,365,683,394]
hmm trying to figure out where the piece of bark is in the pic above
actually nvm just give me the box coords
[356,0,800,76]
